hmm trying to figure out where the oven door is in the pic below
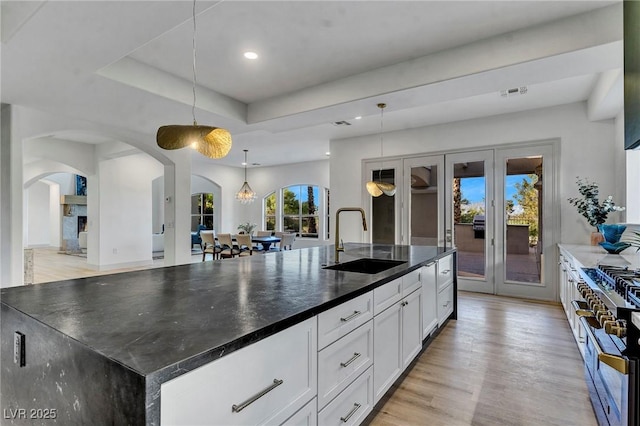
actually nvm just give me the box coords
[580,316,630,426]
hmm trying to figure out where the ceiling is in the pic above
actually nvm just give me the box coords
[1,0,623,168]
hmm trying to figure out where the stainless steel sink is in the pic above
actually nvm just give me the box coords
[323,258,407,274]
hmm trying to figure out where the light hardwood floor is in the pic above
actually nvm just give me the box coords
[30,249,596,426]
[367,292,597,426]
[31,247,202,284]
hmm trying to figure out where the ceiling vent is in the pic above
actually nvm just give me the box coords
[500,86,528,98]
[332,120,352,126]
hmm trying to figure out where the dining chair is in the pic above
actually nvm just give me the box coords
[279,233,296,250]
[217,233,239,259]
[200,230,221,261]
[235,234,253,256]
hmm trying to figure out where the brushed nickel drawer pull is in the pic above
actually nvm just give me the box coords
[340,311,361,322]
[231,379,283,413]
[441,269,451,274]
[340,352,361,368]
[340,402,361,423]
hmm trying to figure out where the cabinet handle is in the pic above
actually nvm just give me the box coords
[340,403,362,423]
[442,301,451,307]
[231,378,283,413]
[426,261,436,267]
[340,352,361,368]
[440,269,451,274]
[340,311,361,322]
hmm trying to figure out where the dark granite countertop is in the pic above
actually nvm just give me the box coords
[0,243,453,383]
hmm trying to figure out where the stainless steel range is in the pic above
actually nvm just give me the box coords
[573,265,640,426]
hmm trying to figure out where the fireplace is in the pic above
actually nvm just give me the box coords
[78,216,87,236]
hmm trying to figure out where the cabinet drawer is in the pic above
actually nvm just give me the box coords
[318,321,373,409]
[282,397,317,426]
[437,283,454,326]
[161,318,317,426]
[317,366,373,426]
[437,255,454,291]
[402,269,421,296]
[373,278,401,315]
[318,292,373,349]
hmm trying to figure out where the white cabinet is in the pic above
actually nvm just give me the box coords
[160,318,317,426]
[373,276,423,404]
[317,321,373,409]
[557,246,586,359]
[372,300,402,402]
[437,282,454,326]
[317,366,374,426]
[437,254,454,291]
[436,254,455,326]
[318,292,373,350]
[373,277,402,315]
[421,261,438,339]
[401,288,422,368]
[282,398,317,426]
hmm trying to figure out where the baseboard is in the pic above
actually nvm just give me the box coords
[86,259,154,271]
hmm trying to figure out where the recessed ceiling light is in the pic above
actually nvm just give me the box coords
[325,151,331,156]
[244,51,258,60]
[354,116,362,120]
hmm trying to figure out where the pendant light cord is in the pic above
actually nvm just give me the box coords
[244,150,248,181]
[379,103,385,177]
[192,0,198,125]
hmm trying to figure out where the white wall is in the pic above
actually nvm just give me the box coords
[90,153,155,268]
[25,181,52,247]
[330,102,622,245]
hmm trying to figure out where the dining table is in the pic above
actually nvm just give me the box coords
[250,235,281,251]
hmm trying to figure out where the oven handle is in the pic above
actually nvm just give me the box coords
[579,316,629,375]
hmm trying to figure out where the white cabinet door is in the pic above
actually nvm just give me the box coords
[318,321,373,410]
[437,254,454,291]
[318,292,373,350]
[317,366,373,426]
[161,318,317,426]
[437,283,454,326]
[421,262,438,339]
[281,397,317,426]
[373,303,402,403]
[401,289,422,368]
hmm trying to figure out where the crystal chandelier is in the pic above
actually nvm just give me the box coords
[236,150,256,204]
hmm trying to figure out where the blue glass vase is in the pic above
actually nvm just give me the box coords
[598,224,626,244]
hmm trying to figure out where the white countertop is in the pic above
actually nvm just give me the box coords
[558,244,640,269]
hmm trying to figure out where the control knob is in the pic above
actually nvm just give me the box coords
[604,319,627,338]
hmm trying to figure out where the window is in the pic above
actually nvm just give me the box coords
[265,192,276,231]
[191,193,214,231]
[264,185,322,238]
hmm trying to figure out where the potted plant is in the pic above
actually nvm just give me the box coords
[237,222,257,235]
[567,177,625,245]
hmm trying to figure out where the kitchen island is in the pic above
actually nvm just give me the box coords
[1,243,456,425]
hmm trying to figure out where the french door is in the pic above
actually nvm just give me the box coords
[369,142,557,300]
[445,150,495,293]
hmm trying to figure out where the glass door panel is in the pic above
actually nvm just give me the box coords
[445,151,494,293]
[495,144,555,300]
[371,169,396,244]
[403,155,444,246]
[504,157,542,284]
